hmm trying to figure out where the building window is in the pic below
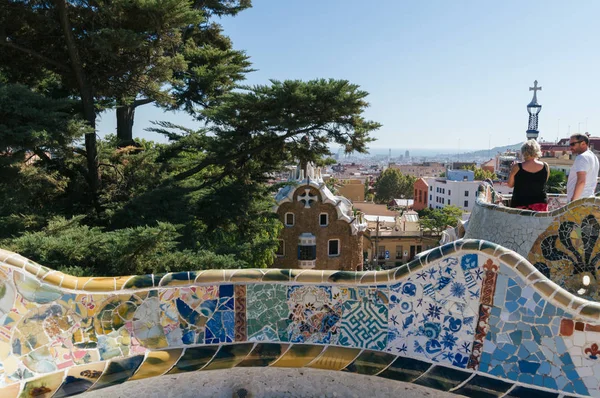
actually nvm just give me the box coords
[464,200,469,207]
[298,245,316,260]
[396,245,403,259]
[430,186,432,191]
[464,190,469,197]
[448,190,451,195]
[285,212,295,226]
[276,240,285,256]
[429,195,432,201]
[448,199,451,205]
[328,239,340,256]
[319,213,328,226]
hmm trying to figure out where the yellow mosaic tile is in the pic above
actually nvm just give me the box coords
[271,344,325,368]
[82,277,117,292]
[202,343,254,370]
[229,269,265,282]
[293,271,325,284]
[130,349,183,380]
[0,383,20,398]
[307,346,361,371]
[40,271,64,287]
[194,270,226,284]
[60,275,79,290]
[20,371,65,398]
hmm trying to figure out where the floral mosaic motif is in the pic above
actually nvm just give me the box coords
[528,213,600,300]
[385,254,483,368]
[287,285,342,344]
[584,343,600,360]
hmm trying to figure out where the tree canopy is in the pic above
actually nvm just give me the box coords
[461,165,497,181]
[374,168,416,203]
[418,206,463,236]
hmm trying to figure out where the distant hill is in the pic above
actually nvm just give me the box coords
[437,142,523,159]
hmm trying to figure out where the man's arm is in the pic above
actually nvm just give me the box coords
[571,171,587,201]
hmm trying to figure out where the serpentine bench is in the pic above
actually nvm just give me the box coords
[1,241,600,397]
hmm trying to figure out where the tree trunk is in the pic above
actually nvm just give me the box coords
[116,105,136,147]
[54,0,100,210]
[116,98,153,147]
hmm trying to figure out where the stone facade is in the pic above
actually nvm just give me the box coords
[273,185,363,271]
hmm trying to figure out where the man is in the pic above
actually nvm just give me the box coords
[567,134,600,201]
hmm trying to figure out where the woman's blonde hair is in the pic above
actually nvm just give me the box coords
[521,139,542,160]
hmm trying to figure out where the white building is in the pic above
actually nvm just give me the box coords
[423,170,514,213]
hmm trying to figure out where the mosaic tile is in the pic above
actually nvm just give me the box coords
[202,343,253,370]
[377,355,431,382]
[246,284,289,342]
[287,285,342,344]
[53,362,106,398]
[413,365,471,391]
[271,344,324,368]
[307,346,360,371]
[480,263,588,395]
[453,374,513,397]
[237,343,288,367]
[129,348,182,380]
[504,386,559,398]
[234,285,247,342]
[166,346,219,374]
[386,254,482,368]
[19,371,64,397]
[343,350,396,375]
[87,355,144,391]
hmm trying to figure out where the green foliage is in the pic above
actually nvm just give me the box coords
[1,14,381,276]
[546,169,566,194]
[374,168,416,203]
[461,165,497,181]
[1,217,240,276]
[418,206,463,236]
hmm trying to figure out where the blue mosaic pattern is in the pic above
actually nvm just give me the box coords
[385,255,483,368]
[338,298,388,350]
[481,264,588,395]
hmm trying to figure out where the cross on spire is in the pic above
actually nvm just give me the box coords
[529,80,542,94]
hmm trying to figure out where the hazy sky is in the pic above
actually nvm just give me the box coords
[97,0,600,151]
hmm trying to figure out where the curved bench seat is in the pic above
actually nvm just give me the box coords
[1,241,600,397]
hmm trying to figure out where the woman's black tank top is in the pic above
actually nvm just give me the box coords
[511,163,548,207]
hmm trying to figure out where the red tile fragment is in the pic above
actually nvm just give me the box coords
[560,319,574,336]
[585,323,600,333]
[575,321,585,332]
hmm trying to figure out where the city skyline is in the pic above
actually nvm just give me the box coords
[97,0,600,150]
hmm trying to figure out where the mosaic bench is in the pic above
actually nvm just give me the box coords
[1,241,600,398]
[466,184,600,301]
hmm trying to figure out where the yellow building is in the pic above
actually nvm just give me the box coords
[362,211,438,269]
[337,179,365,202]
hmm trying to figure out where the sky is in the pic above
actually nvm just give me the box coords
[97,0,600,151]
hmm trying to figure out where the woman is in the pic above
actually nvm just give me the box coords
[508,140,549,211]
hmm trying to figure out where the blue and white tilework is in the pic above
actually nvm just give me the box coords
[385,254,484,368]
[480,263,588,395]
[563,328,600,397]
[335,286,388,350]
